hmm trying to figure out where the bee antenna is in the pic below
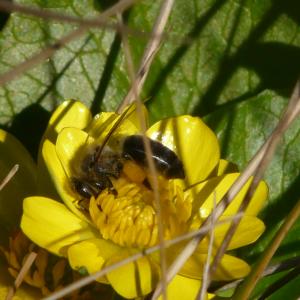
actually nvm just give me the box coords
[94,104,134,161]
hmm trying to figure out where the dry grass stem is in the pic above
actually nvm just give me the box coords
[5,251,37,300]
[197,193,217,300]
[233,197,300,299]
[117,8,167,299]
[206,79,300,289]
[117,1,176,297]
[0,0,137,87]
[0,0,138,28]
[117,10,169,298]
[0,164,19,191]
[152,80,300,299]
[0,27,86,87]
[117,0,175,112]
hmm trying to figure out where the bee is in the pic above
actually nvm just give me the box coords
[72,108,185,200]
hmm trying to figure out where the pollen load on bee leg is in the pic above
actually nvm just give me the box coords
[122,160,147,184]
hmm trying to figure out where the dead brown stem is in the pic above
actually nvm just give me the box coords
[0,164,19,191]
[5,252,37,300]
[117,0,175,113]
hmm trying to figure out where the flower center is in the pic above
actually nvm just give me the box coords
[89,161,192,248]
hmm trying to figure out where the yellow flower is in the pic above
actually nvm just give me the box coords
[21,100,268,299]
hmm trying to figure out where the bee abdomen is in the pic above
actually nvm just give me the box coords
[122,135,185,179]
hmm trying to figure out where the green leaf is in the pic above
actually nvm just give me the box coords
[248,270,300,300]
[142,0,300,121]
[205,89,300,262]
[1,1,300,151]
[0,0,129,155]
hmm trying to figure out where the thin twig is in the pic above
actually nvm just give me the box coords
[0,164,19,191]
[43,214,242,300]
[198,192,217,300]
[117,14,136,83]
[0,0,137,87]
[0,0,137,29]
[233,197,300,300]
[151,80,300,299]
[117,11,168,300]
[0,0,155,42]
[0,0,189,50]
[0,27,86,87]
[5,252,37,300]
[117,1,175,297]
[117,0,175,112]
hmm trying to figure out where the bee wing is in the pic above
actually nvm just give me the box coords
[88,104,148,138]
[89,104,144,159]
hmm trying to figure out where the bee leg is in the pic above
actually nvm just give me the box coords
[72,177,96,199]
[108,188,117,196]
[72,177,100,212]
[104,176,118,196]
[143,178,152,190]
[77,198,90,212]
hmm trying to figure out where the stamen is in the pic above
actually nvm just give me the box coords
[89,168,193,248]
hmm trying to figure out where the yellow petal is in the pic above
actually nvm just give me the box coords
[191,173,268,218]
[197,216,265,251]
[0,129,37,229]
[158,275,203,300]
[56,127,93,178]
[67,238,122,283]
[87,111,118,138]
[121,103,149,131]
[106,251,159,299]
[41,100,91,145]
[213,254,250,280]
[181,252,250,281]
[87,110,138,145]
[42,139,88,221]
[217,159,238,176]
[37,100,91,196]
[21,197,97,255]
[147,116,220,186]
